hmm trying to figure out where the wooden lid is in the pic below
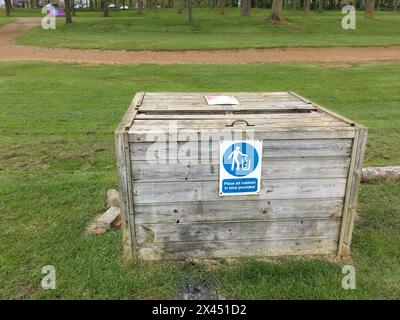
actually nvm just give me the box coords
[137,92,318,113]
[126,92,357,141]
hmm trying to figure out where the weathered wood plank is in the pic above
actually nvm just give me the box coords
[134,198,344,224]
[114,92,144,263]
[139,105,317,112]
[132,158,350,182]
[338,127,368,256]
[130,139,353,161]
[138,237,338,260]
[139,92,316,112]
[135,112,334,120]
[129,127,355,142]
[136,219,340,244]
[131,118,349,130]
[143,92,297,101]
[132,178,347,204]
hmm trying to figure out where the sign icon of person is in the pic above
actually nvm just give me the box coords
[227,146,248,172]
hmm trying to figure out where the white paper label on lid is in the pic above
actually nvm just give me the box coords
[205,95,240,106]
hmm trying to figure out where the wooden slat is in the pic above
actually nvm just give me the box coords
[338,127,368,256]
[132,157,350,182]
[135,112,329,120]
[138,237,338,260]
[130,139,353,161]
[134,198,344,224]
[140,92,316,112]
[129,127,355,142]
[136,219,340,244]
[139,104,317,112]
[143,92,296,100]
[132,178,347,204]
[131,118,349,130]
[114,92,144,263]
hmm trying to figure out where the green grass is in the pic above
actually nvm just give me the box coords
[0,61,399,299]
[13,8,400,51]
[0,16,15,27]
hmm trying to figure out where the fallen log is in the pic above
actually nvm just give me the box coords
[362,166,400,183]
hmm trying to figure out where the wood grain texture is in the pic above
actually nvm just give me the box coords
[134,198,344,224]
[129,127,355,142]
[138,237,338,260]
[132,157,350,182]
[131,116,349,129]
[132,178,347,204]
[130,139,353,161]
[338,127,368,256]
[136,219,341,244]
[114,92,144,262]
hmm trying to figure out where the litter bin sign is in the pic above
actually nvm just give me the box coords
[219,140,263,196]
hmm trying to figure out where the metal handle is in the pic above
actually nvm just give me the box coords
[225,119,254,127]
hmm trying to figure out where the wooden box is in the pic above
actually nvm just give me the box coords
[115,92,367,261]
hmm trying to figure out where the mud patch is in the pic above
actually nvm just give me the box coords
[11,285,37,300]
[177,282,225,300]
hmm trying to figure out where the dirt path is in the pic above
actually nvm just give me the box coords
[2,18,400,65]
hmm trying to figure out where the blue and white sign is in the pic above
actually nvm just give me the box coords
[219,140,263,196]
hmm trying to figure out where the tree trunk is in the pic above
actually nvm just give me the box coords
[65,0,73,23]
[271,0,284,22]
[178,0,184,13]
[292,0,297,10]
[71,0,76,15]
[364,0,375,18]
[188,0,193,22]
[241,0,251,15]
[318,0,323,12]
[4,0,12,16]
[138,0,144,14]
[304,0,310,16]
[103,0,110,16]
[219,0,225,13]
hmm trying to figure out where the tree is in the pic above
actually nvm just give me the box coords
[71,0,76,16]
[4,0,12,16]
[138,0,144,14]
[292,0,297,11]
[188,0,193,22]
[365,0,376,18]
[318,0,323,12]
[304,0,310,16]
[241,0,251,16]
[271,0,284,23]
[178,0,184,13]
[103,0,110,17]
[64,0,73,23]
[219,0,225,14]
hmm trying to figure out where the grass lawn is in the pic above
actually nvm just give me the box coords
[0,17,14,27]
[0,61,399,299]
[13,8,400,51]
